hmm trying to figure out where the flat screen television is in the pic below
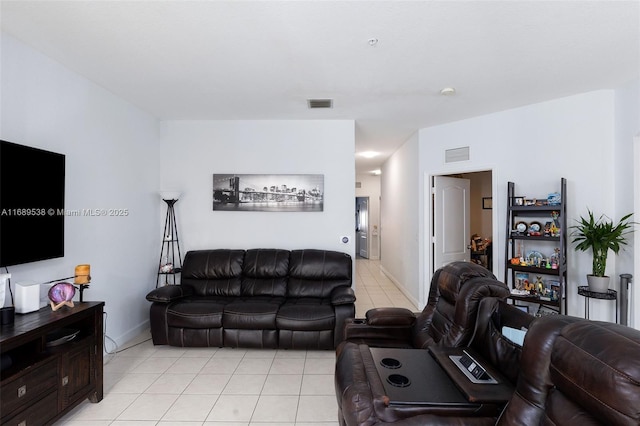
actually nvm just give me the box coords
[0,140,65,267]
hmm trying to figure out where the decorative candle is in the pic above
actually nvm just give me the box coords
[74,264,91,285]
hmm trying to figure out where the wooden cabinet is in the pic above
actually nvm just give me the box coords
[0,302,104,425]
[504,179,567,314]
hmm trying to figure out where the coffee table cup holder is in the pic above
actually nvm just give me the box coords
[380,357,402,369]
[386,374,411,388]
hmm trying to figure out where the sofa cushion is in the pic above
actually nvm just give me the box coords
[241,249,289,297]
[166,299,226,329]
[288,249,352,298]
[277,299,335,331]
[181,249,244,297]
[223,298,283,329]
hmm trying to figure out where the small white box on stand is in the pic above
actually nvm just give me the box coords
[15,281,48,313]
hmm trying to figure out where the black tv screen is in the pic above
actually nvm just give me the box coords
[0,140,65,267]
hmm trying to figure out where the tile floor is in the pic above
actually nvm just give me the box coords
[56,258,417,425]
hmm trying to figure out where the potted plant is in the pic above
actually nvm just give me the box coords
[571,210,635,292]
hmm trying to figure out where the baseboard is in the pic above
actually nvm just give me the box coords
[379,265,419,309]
[103,319,150,356]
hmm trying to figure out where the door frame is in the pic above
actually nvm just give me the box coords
[633,135,640,329]
[422,166,497,309]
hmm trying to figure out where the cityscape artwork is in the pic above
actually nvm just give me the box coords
[212,174,324,212]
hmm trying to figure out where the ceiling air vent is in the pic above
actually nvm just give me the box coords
[445,146,470,163]
[307,99,333,109]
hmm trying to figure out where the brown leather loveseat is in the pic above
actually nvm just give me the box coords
[146,248,354,349]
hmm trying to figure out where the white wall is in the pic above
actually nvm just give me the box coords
[356,173,381,260]
[159,120,355,258]
[614,80,640,327]
[1,33,160,348]
[416,90,633,321]
[380,132,419,307]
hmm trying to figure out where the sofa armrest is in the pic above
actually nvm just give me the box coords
[366,307,416,326]
[146,285,193,303]
[331,286,356,305]
[342,308,417,344]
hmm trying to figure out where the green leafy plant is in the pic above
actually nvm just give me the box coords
[571,210,635,277]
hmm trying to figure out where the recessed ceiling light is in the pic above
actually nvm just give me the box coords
[440,87,456,96]
[359,151,380,158]
[371,169,382,175]
[368,38,378,47]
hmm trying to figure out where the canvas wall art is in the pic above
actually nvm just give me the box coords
[212,174,324,212]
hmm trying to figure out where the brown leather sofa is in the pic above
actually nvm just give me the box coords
[335,294,532,426]
[335,301,640,425]
[146,248,354,349]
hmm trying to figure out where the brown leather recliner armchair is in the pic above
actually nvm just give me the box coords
[339,261,511,351]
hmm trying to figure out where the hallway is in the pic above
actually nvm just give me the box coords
[354,257,417,317]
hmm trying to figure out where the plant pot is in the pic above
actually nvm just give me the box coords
[587,275,610,293]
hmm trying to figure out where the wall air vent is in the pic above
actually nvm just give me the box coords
[355,182,362,188]
[307,99,333,109]
[445,146,470,163]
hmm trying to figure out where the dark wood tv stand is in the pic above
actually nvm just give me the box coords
[0,301,104,425]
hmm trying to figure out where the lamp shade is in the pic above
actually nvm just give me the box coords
[74,264,91,285]
[160,191,181,201]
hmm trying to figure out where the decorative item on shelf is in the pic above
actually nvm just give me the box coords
[528,221,542,236]
[514,272,529,291]
[159,259,174,273]
[571,210,635,292]
[550,248,560,269]
[548,281,561,301]
[547,192,561,206]
[48,282,76,311]
[550,211,561,236]
[514,221,528,235]
[527,250,544,268]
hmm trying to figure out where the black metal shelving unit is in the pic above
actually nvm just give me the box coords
[504,178,567,315]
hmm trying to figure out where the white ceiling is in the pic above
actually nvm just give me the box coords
[1,1,639,173]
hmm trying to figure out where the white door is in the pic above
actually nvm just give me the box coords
[356,197,369,258]
[433,175,471,271]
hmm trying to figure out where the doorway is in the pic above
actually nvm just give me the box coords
[432,170,493,273]
[356,197,369,258]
